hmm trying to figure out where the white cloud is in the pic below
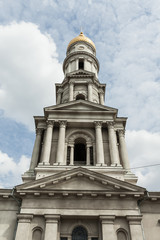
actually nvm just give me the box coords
[0,150,30,188]
[0,22,63,130]
[126,130,160,190]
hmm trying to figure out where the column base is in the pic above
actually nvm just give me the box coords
[39,162,50,166]
[111,163,121,167]
[53,162,65,166]
[96,163,107,166]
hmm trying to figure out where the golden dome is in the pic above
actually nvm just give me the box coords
[67,32,96,51]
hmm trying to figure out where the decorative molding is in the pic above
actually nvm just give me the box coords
[100,215,115,224]
[94,121,102,128]
[46,120,54,127]
[17,214,33,223]
[118,129,125,137]
[106,121,115,129]
[36,128,43,136]
[66,129,94,142]
[59,120,67,128]
[44,214,60,223]
[126,215,142,225]
[57,88,63,94]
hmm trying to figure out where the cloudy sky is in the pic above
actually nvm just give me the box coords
[0,0,160,190]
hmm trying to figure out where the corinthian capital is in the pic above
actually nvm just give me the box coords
[59,120,67,128]
[36,128,43,136]
[106,121,115,129]
[118,129,125,137]
[94,121,102,128]
[57,88,63,94]
[46,120,54,127]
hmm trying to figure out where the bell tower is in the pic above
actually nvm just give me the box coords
[23,32,137,184]
[56,32,105,105]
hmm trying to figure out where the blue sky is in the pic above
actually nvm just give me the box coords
[0,0,160,190]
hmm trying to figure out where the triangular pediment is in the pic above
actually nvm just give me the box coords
[44,100,117,113]
[17,168,145,194]
[67,69,95,77]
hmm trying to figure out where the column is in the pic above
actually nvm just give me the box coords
[57,88,62,104]
[107,122,120,166]
[127,215,144,240]
[76,59,79,70]
[118,130,130,171]
[69,82,74,101]
[70,144,74,165]
[15,214,33,240]
[29,128,43,170]
[56,121,67,164]
[68,62,71,73]
[39,129,47,163]
[41,120,54,164]
[86,145,90,165]
[88,83,93,101]
[100,216,116,240]
[99,90,104,105]
[44,215,60,240]
[64,143,68,165]
[94,121,105,165]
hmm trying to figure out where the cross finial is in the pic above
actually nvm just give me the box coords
[80,26,83,34]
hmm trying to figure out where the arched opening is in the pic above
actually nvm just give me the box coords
[76,94,85,100]
[32,228,42,240]
[74,138,86,165]
[72,226,88,240]
[117,229,128,240]
[79,59,84,70]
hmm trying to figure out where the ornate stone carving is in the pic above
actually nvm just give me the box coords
[59,120,67,128]
[118,129,125,137]
[36,128,43,136]
[106,121,115,129]
[99,89,104,94]
[94,121,102,128]
[57,88,63,94]
[46,120,54,127]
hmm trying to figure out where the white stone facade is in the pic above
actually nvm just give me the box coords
[0,32,160,240]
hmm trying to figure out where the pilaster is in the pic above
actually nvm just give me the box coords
[88,82,93,101]
[44,215,60,240]
[100,215,116,240]
[57,88,63,104]
[99,90,104,105]
[15,214,33,240]
[127,215,144,240]
[69,82,74,101]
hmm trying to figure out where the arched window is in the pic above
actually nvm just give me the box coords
[79,59,84,70]
[32,228,42,240]
[74,138,86,165]
[72,226,88,240]
[117,229,127,240]
[76,94,85,100]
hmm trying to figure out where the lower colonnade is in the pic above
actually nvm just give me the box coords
[15,214,144,240]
